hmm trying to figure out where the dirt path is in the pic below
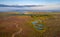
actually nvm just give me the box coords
[12,28,22,37]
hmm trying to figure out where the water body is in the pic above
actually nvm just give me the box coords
[32,20,45,30]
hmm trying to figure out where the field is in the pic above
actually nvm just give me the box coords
[0,12,60,37]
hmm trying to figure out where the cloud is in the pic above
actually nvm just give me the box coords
[0,4,60,12]
[26,4,60,10]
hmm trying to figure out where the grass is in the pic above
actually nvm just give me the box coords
[0,12,60,37]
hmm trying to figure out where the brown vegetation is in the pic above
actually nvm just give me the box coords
[0,12,60,37]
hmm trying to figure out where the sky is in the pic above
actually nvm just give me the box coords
[0,0,60,12]
[0,0,60,5]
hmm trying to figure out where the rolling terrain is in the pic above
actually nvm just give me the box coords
[0,12,60,37]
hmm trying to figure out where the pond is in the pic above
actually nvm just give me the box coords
[32,20,45,30]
